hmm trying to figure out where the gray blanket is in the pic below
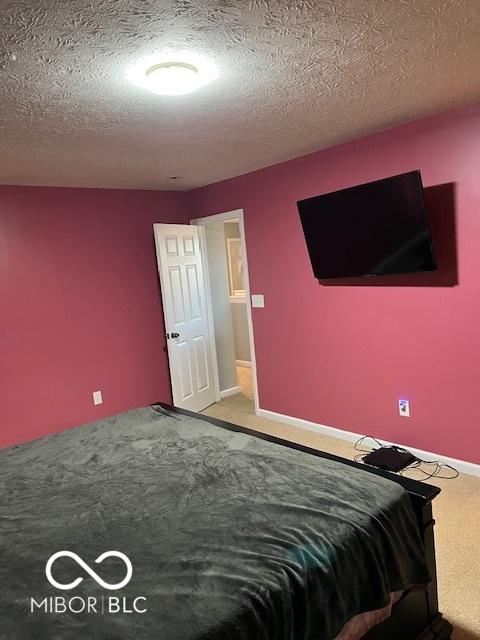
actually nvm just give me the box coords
[0,405,429,639]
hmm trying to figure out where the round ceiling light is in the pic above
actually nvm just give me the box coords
[128,52,218,96]
[146,62,198,95]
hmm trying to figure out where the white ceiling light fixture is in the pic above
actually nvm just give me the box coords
[128,51,218,96]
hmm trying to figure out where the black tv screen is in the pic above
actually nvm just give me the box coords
[297,170,437,279]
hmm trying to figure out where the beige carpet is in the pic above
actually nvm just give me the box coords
[204,371,480,640]
[235,364,254,400]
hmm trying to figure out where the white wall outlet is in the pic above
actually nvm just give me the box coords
[398,399,410,417]
[251,294,265,308]
[93,390,103,406]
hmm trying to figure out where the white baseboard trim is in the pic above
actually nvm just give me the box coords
[257,407,480,478]
[220,386,241,399]
[236,360,252,368]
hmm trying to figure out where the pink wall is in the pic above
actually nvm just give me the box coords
[3,106,480,462]
[0,186,191,447]
[190,105,480,465]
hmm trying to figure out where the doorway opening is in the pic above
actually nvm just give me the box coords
[191,209,259,418]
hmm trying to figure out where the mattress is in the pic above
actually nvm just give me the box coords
[0,405,429,639]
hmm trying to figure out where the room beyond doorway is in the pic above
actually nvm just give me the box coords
[191,209,259,416]
[236,364,253,400]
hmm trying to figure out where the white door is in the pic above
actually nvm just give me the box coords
[154,224,217,412]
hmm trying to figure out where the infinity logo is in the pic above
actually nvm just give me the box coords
[46,551,133,591]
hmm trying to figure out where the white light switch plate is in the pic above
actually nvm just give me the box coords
[251,294,265,308]
[93,390,103,406]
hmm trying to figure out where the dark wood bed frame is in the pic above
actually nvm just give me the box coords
[157,403,453,640]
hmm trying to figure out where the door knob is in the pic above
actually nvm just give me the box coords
[171,332,180,338]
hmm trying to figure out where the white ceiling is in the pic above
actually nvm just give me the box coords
[1,0,479,191]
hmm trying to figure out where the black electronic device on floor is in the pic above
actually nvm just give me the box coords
[363,446,416,472]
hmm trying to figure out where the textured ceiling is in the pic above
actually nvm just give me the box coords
[1,0,479,191]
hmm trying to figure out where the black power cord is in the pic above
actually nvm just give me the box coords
[353,435,459,481]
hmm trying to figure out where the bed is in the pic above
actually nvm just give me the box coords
[0,403,452,639]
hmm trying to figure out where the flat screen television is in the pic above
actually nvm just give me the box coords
[297,170,437,279]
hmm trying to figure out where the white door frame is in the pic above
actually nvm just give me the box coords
[190,209,260,415]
